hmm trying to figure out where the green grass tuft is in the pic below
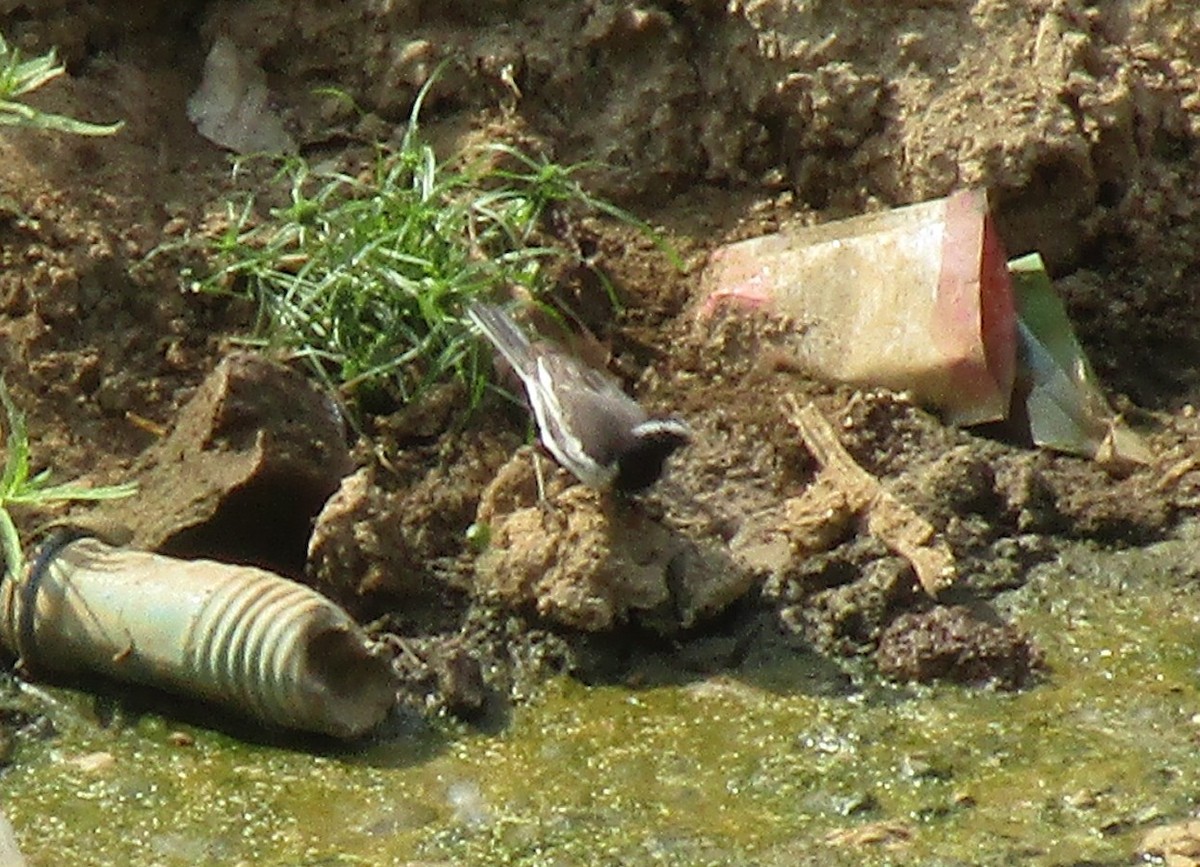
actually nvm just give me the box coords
[190,81,670,410]
[0,32,123,135]
[0,380,136,579]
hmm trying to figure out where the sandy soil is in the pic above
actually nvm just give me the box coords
[1,1,1199,716]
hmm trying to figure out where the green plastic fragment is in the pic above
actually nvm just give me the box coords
[1008,253,1149,466]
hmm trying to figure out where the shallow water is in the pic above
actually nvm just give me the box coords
[4,532,1200,866]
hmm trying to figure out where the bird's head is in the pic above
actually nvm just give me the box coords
[614,418,691,493]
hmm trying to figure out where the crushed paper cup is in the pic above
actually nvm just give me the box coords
[700,188,1016,426]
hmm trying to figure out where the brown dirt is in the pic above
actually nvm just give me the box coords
[2,1,1200,714]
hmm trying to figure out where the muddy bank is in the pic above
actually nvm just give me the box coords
[0,1,1199,862]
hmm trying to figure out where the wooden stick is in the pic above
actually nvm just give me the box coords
[784,395,956,596]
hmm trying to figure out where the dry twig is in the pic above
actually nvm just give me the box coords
[783,395,955,596]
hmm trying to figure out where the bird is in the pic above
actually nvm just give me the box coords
[466,301,690,493]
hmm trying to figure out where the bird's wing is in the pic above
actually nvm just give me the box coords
[534,351,646,468]
[466,302,538,379]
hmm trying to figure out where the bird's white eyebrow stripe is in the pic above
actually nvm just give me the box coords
[631,418,691,438]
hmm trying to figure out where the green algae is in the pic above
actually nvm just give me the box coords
[5,532,1200,866]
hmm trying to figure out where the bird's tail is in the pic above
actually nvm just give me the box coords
[466,301,539,378]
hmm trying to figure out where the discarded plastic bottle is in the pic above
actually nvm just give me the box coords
[0,535,397,739]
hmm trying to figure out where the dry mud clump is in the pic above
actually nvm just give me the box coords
[0,0,1199,709]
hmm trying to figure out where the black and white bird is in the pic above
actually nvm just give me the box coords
[466,301,690,493]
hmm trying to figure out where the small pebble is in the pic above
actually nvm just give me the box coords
[69,751,116,774]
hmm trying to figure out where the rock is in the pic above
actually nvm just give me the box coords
[434,647,488,720]
[306,434,504,615]
[875,605,1044,690]
[0,808,25,867]
[80,352,352,576]
[307,467,417,599]
[472,453,752,634]
[68,751,116,774]
[187,36,297,155]
[1142,821,1200,867]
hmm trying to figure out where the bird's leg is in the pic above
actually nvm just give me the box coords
[532,449,549,505]
[532,451,563,526]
